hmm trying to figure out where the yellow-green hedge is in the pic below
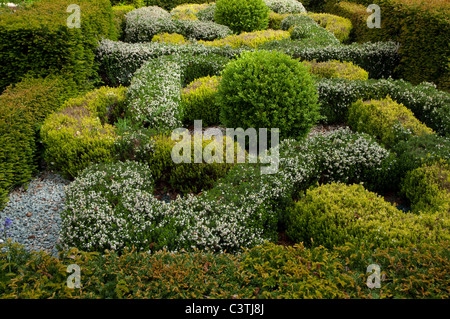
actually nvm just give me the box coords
[303,59,369,80]
[198,29,290,48]
[347,96,434,148]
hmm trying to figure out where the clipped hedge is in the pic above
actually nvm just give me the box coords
[152,32,189,44]
[181,76,221,126]
[198,29,290,48]
[286,182,449,249]
[304,59,368,80]
[96,40,238,86]
[0,0,116,92]
[2,238,449,298]
[315,78,450,132]
[327,0,450,91]
[170,3,212,20]
[40,87,125,179]
[348,96,434,148]
[112,4,137,41]
[0,75,79,210]
[308,12,352,43]
[401,160,450,214]
[124,6,232,43]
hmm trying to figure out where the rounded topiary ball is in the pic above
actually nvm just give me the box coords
[217,50,320,141]
[214,0,269,33]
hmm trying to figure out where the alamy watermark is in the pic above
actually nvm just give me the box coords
[66,263,81,288]
[67,4,81,29]
[367,4,381,28]
[170,120,280,174]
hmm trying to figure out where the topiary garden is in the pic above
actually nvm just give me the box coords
[0,0,449,300]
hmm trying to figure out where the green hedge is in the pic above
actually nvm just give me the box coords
[327,0,450,91]
[139,0,212,11]
[0,0,116,92]
[1,240,448,298]
[316,78,450,134]
[0,75,79,210]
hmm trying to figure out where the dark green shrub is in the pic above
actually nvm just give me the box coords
[182,76,221,126]
[286,182,449,249]
[0,75,79,210]
[0,0,116,92]
[217,50,321,140]
[347,96,434,148]
[214,0,270,33]
[400,160,450,214]
[40,87,124,179]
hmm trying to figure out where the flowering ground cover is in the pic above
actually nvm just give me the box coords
[0,0,449,299]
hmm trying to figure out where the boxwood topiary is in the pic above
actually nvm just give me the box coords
[286,182,449,249]
[214,0,270,34]
[217,50,321,140]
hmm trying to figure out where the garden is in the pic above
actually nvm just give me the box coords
[0,0,449,299]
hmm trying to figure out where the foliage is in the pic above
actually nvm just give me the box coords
[217,50,321,140]
[152,32,189,44]
[198,29,290,48]
[0,75,79,210]
[288,21,340,46]
[181,76,221,126]
[169,3,211,20]
[263,0,307,14]
[347,96,434,148]
[40,87,123,179]
[286,182,449,249]
[0,0,116,92]
[112,4,136,41]
[308,12,352,43]
[400,160,450,214]
[214,0,270,33]
[303,59,368,80]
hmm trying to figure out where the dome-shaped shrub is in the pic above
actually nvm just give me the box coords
[214,0,269,33]
[217,50,320,140]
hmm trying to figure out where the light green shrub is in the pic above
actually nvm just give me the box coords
[182,76,221,126]
[303,59,368,80]
[286,182,450,249]
[198,29,290,48]
[308,12,352,43]
[347,96,434,148]
[401,160,450,214]
[151,32,188,44]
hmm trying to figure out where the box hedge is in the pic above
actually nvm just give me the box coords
[0,0,116,92]
[0,75,79,210]
[347,96,434,148]
[327,0,450,92]
[286,182,449,249]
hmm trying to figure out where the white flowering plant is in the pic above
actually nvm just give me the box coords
[264,0,307,14]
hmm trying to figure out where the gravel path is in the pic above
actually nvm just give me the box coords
[0,171,69,257]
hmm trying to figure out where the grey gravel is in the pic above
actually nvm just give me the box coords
[0,171,69,257]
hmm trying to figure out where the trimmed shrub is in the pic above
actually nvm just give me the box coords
[124,6,232,42]
[308,12,352,42]
[302,127,396,191]
[96,39,237,86]
[138,0,212,11]
[347,96,434,148]
[280,13,317,30]
[327,0,450,91]
[0,75,79,210]
[152,32,188,44]
[264,0,307,14]
[268,11,290,29]
[40,87,123,179]
[126,56,183,131]
[286,182,449,249]
[170,3,211,20]
[288,22,340,45]
[182,76,221,126]
[400,160,450,214]
[304,59,368,80]
[316,78,450,131]
[0,0,116,92]
[214,0,270,33]
[198,29,290,48]
[217,50,321,140]
[259,39,400,80]
[391,134,450,181]
[196,3,216,21]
